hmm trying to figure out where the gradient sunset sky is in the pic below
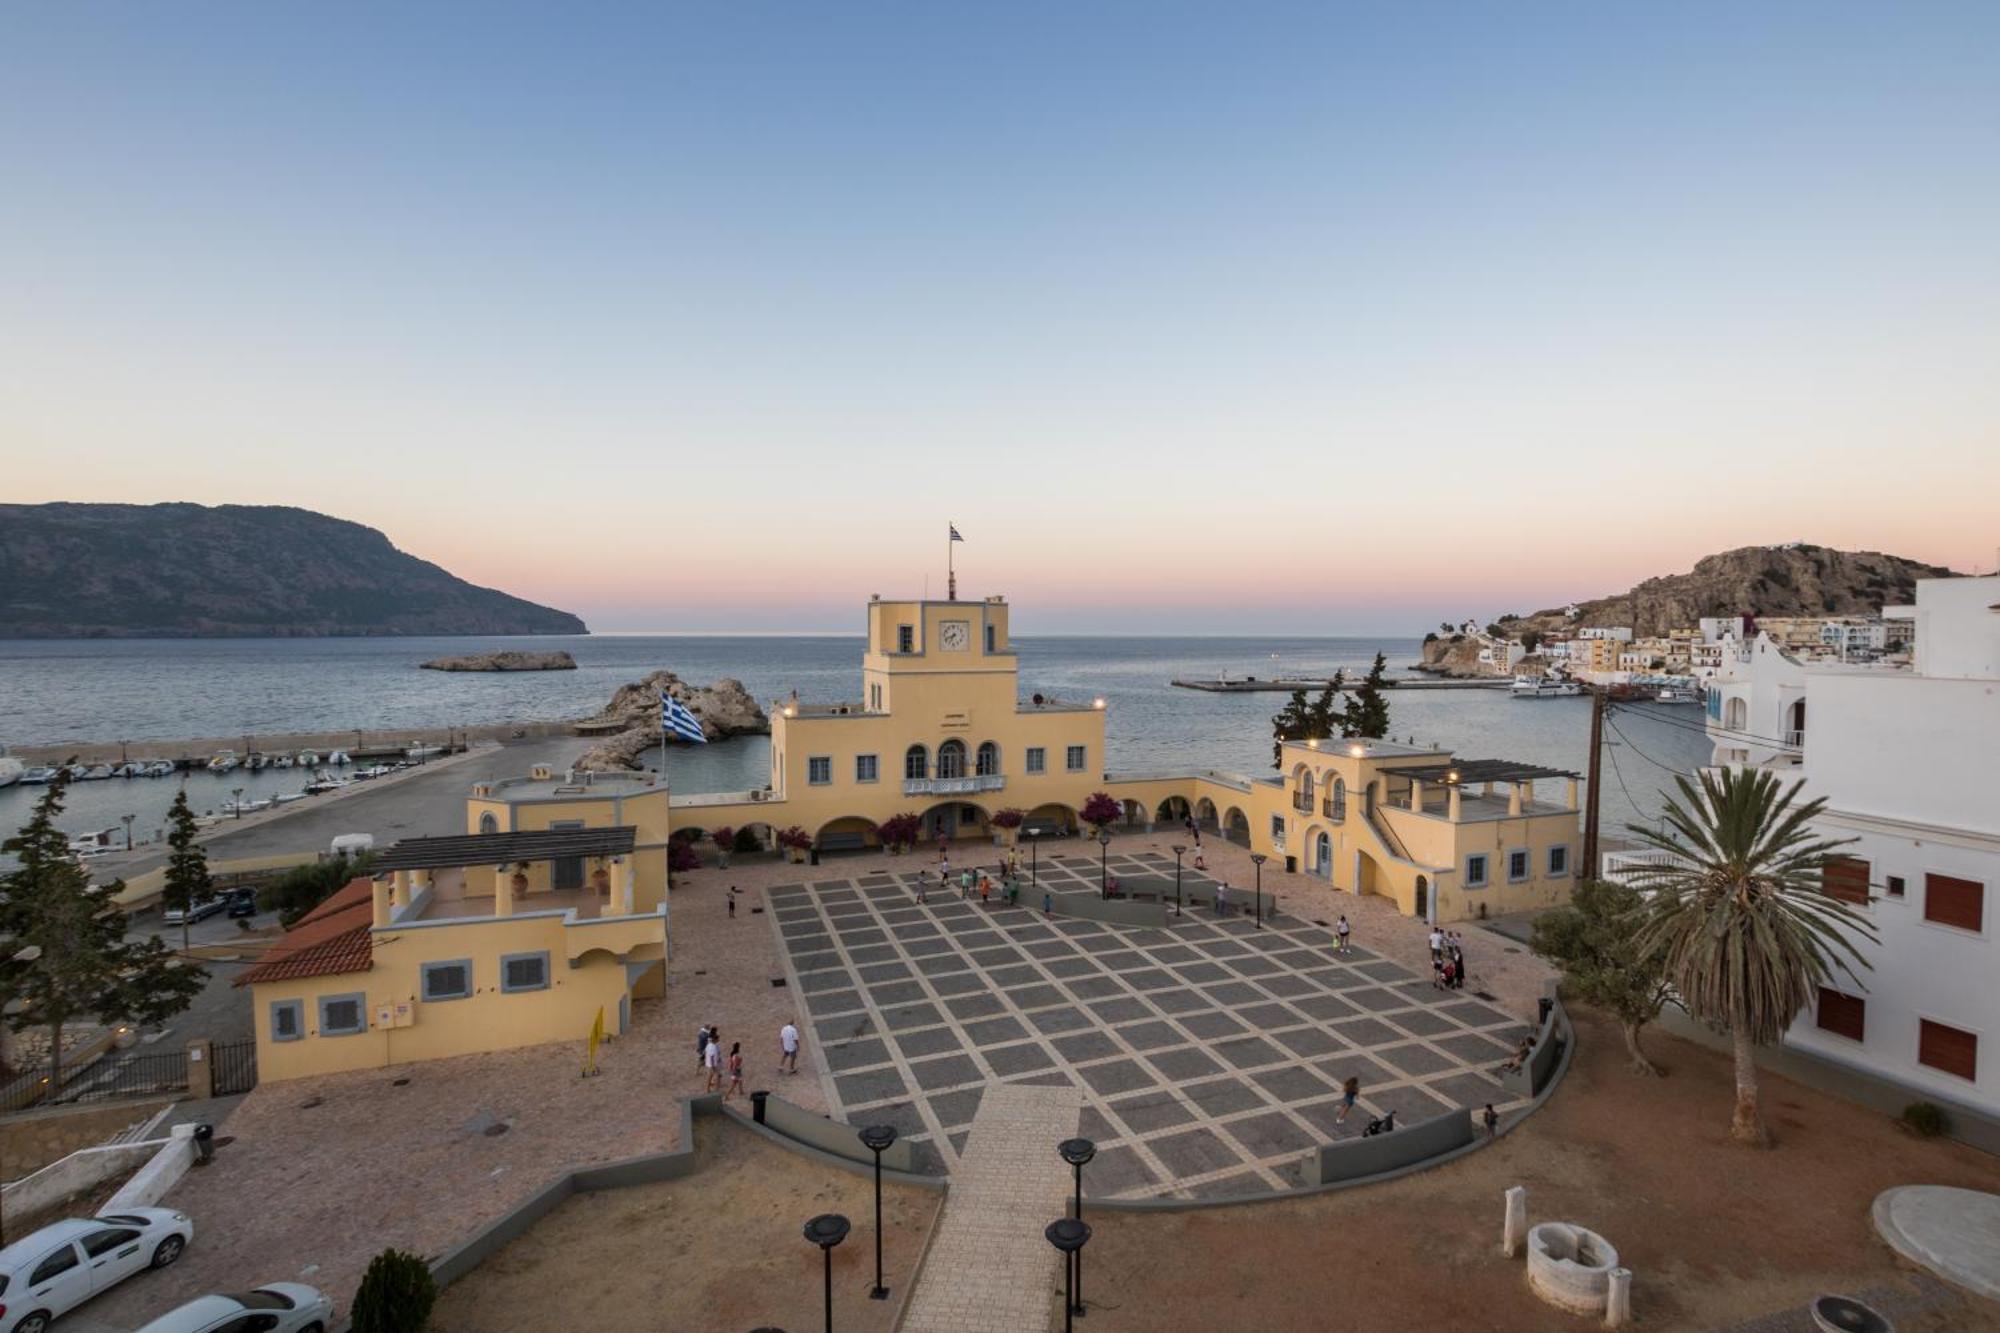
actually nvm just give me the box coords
[4,3,1996,633]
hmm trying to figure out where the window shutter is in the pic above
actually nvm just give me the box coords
[1923,874,1984,932]
[1820,856,1870,905]
[1815,988,1865,1041]
[1918,1019,1977,1081]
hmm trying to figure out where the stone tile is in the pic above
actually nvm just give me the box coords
[845,944,900,965]
[1314,1053,1397,1087]
[1213,1036,1289,1070]
[1024,939,1076,959]
[1006,1070,1074,1088]
[1256,973,1319,999]
[1086,997,1153,1024]
[912,952,975,977]
[880,1002,945,1031]
[1080,1104,1120,1144]
[1185,1170,1264,1199]
[835,927,889,947]
[1424,1070,1507,1110]
[926,1086,985,1129]
[1271,1026,1343,1058]
[955,930,1005,949]
[1147,988,1213,1015]
[1028,1006,1095,1036]
[1105,1091,1195,1134]
[855,961,913,984]
[1181,1078,1264,1117]
[791,952,842,974]
[814,1014,876,1045]
[823,1037,893,1072]
[904,1139,947,1176]
[1382,1083,1459,1119]
[1082,1143,1160,1197]
[1433,1031,1515,1063]
[987,964,1042,988]
[1115,1020,1185,1052]
[1374,1042,1456,1077]
[854,1099,928,1139]
[1052,1031,1121,1063]
[1093,950,1149,971]
[963,1015,1030,1047]
[834,1067,908,1106]
[1005,983,1068,1011]
[801,969,859,995]
[1345,986,1416,1013]
[1078,1058,1155,1097]
[1200,981,1265,1007]
[1238,1001,1305,1030]
[1171,960,1234,985]
[903,936,957,958]
[908,1053,983,1091]
[1149,1126,1246,1177]
[1256,1064,1333,1102]
[1224,1110,1317,1158]
[1042,956,1100,979]
[1224,955,1282,978]
[1331,1016,1401,1048]
[1174,1011,1245,1040]
[889,920,942,939]
[1389,1008,1458,1038]
[895,1026,966,1059]
[811,989,865,1015]
[968,946,1026,968]
[1145,1047,1226,1083]
[1123,968,1181,992]
[867,980,929,1007]
[1291,993,1360,1022]
[1145,944,1203,965]
[1353,959,1411,983]
[1438,999,1514,1028]
[984,1042,1057,1076]
[943,993,1006,1021]
[1293,1097,1360,1139]
[928,971,990,997]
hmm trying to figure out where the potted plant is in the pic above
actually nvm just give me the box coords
[711,826,735,869]
[778,825,812,863]
[1081,791,1122,839]
[991,807,1024,846]
[878,812,921,854]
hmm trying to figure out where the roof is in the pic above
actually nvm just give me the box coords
[372,826,636,872]
[1383,759,1579,785]
[235,876,375,988]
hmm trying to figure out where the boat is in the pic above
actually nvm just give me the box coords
[114,762,143,779]
[207,751,240,774]
[79,764,115,781]
[353,764,394,781]
[405,744,445,761]
[297,749,320,767]
[144,760,176,778]
[21,766,58,784]
[271,791,306,805]
[272,754,293,769]
[246,752,268,771]
[327,749,350,766]
[1653,685,1699,705]
[220,797,273,816]
[1510,675,1582,699]
[304,774,348,794]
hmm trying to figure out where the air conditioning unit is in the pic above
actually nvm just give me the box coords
[471,784,492,798]
[531,765,554,780]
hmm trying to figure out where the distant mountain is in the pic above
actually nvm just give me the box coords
[0,503,587,638]
[1495,544,1959,639]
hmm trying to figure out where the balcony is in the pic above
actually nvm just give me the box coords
[1323,799,1345,821]
[903,774,1006,797]
[1291,793,1313,813]
[1784,729,1805,749]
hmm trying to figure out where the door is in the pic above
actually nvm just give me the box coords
[551,820,585,891]
[1415,876,1429,920]
[26,1241,92,1317]
[79,1225,146,1290]
[1315,833,1332,879]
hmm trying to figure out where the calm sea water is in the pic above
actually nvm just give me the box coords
[0,635,1712,840]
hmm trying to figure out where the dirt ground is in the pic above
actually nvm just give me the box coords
[430,1115,939,1333]
[1075,1007,2000,1332]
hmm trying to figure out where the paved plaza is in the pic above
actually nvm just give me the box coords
[769,849,1534,1199]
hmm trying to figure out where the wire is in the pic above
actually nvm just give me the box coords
[1603,714,1694,776]
[1607,699,1799,751]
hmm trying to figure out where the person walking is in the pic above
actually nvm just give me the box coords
[723,1042,745,1100]
[979,875,992,908]
[779,1020,800,1075]
[1439,954,1456,990]
[695,1023,712,1072]
[1482,1103,1499,1140]
[1450,942,1467,990]
[1043,890,1053,918]
[704,1032,724,1092]
[727,887,737,919]
[1215,882,1228,917]
[1335,915,1351,955]
[1428,926,1444,963]
[1337,1076,1361,1124]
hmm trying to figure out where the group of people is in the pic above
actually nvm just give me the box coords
[696,1018,803,1101]
[924,849,1026,910]
[1428,926,1470,991]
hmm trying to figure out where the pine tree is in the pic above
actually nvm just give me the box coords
[1269,688,1311,768]
[161,789,212,955]
[0,774,207,1095]
[1342,652,1393,739]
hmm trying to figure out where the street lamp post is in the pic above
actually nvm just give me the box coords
[1044,1218,1091,1333]
[1249,853,1267,929]
[1027,830,1039,889]
[802,1213,851,1333]
[1097,830,1111,899]
[121,813,136,851]
[1170,845,1186,917]
[858,1124,898,1300]
[231,786,245,820]
[1058,1138,1095,1315]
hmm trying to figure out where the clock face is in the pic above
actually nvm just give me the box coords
[940,620,970,651]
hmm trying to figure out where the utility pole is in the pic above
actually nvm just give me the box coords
[1582,687,1605,879]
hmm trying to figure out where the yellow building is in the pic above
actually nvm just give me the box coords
[670,595,1110,851]
[237,772,669,1082]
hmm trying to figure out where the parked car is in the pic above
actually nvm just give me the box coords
[163,897,225,927]
[225,888,258,919]
[0,1207,192,1333]
[132,1283,332,1333]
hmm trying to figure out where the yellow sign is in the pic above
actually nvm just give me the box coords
[583,1005,604,1077]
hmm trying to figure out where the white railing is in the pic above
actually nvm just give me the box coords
[903,774,1006,796]
[1784,729,1805,749]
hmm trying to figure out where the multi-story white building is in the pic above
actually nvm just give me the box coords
[1699,575,1999,1120]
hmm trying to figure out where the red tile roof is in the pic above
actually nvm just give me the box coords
[235,876,376,987]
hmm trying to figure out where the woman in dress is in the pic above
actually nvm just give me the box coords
[724,1042,746,1100]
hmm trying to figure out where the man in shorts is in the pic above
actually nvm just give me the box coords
[779,1020,800,1075]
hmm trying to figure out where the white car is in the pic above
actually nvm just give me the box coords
[0,1207,192,1333]
[133,1283,333,1333]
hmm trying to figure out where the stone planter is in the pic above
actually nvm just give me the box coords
[1526,1222,1620,1316]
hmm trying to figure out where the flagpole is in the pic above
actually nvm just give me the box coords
[947,521,955,602]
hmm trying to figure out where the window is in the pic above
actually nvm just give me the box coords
[1065,745,1086,772]
[1886,875,1906,898]
[1924,873,1984,932]
[1330,778,1346,822]
[422,959,473,1002]
[1508,849,1530,882]
[1026,747,1046,774]
[319,992,366,1036]
[269,999,304,1043]
[478,812,499,834]
[1816,988,1865,1042]
[1548,845,1570,877]
[904,745,928,781]
[80,1227,140,1258]
[1466,854,1489,888]
[869,684,882,711]
[1270,815,1286,840]
[213,1317,283,1333]
[976,741,999,776]
[985,623,996,653]
[1918,1019,1978,1081]
[856,754,878,783]
[897,624,914,653]
[502,951,551,993]
[1821,855,1871,906]
[807,756,832,786]
[30,1243,80,1284]
[937,739,967,779]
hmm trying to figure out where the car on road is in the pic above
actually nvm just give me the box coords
[225,888,258,919]
[132,1282,333,1333]
[163,897,225,927]
[0,1207,193,1333]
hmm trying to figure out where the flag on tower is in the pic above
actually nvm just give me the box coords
[949,523,964,542]
[661,693,709,744]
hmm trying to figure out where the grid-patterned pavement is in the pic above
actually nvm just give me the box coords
[769,851,1534,1199]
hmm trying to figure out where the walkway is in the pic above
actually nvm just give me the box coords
[900,1082,1082,1333]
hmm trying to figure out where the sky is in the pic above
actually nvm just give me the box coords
[3,2,1997,633]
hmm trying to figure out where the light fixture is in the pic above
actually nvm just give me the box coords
[783,705,796,718]
[1092,697,1106,710]
[1349,743,1366,757]
[1307,738,1318,749]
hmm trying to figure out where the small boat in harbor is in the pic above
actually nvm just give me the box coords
[219,796,273,816]
[21,765,58,784]
[405,744,445,762]
[327,749,350,766]
[144,760,176,777]
[272,754,294,769]
[79,764,115,781]
[304,773,349,794]
[246,752,268,771]
[1511,675,1581,699]
[1653,685,1699,705]
[297,749,320,767]
[207,750,240,774]
[0,747,22,789]
[271,791,307,806]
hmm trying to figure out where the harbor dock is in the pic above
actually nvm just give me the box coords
[1170,676,1512,693]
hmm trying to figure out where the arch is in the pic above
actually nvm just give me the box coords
[975,740,1000,776]
[573,945,622,969]
[920,800,988,842]
[1155,795,1192,825]
[1328,777,1347,822]
[1296,768,1315,803]
[1222,806,1250,847]
[1724,696,1748,731]
[1415,874,1430,920]
[904,743,929,781]
[478,811,499,835]
[1311,827,1333,880]
[734,821,778,853]
[937,738,968,780]
[1024,802,1078,836]
[1785,697,1806,740]
[1121,799,1148,829]
[815,816,878,854]
[1193,797,1218,829]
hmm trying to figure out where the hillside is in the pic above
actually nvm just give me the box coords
[1494,544,1957,640]
[0,503,588,638]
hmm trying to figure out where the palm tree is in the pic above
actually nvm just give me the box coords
[1625,766,1876,1145]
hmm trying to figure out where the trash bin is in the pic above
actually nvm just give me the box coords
[1284,855,1297,874]
[809,848,820,866]
[192,1123,214,1163]
[750,1089,770,1125]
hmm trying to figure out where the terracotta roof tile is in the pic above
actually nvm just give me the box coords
[235,876,376,987]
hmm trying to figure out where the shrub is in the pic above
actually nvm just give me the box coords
[1080,792,1122,834]
[351,1248,437,1333]
[668,840,703,873]
[878,812,922,851]
[991,808,1024,830]
[710,826,735,853]
[260,853,372,927]
[777,825,813,852]
[1900,1101,1950,1138]
[733,826,763,854]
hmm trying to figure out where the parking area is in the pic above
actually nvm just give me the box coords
[772,850,1535,1199]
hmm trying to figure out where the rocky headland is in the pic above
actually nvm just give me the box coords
[421,651,577,672]
[574,670,768,770]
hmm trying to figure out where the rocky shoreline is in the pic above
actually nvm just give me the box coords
[575,670,769,770]
[421,650,577,672]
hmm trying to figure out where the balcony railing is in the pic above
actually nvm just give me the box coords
[1323,799,1345,821]
[1783,729,1805,749]
[903,774,1006,796]
[1291,793,1313,813]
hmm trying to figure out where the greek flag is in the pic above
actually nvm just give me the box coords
[949,524,964,542]
[661,694,709,744]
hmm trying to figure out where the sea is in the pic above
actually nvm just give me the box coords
[0,634,1713,843]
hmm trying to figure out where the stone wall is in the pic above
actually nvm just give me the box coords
[1,1098,176,1179]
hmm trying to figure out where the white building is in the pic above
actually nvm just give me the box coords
[1577,626,1634,642]
[1702,575,2000,1120]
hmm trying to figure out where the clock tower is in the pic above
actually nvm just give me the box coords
[861,595,1015,718]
